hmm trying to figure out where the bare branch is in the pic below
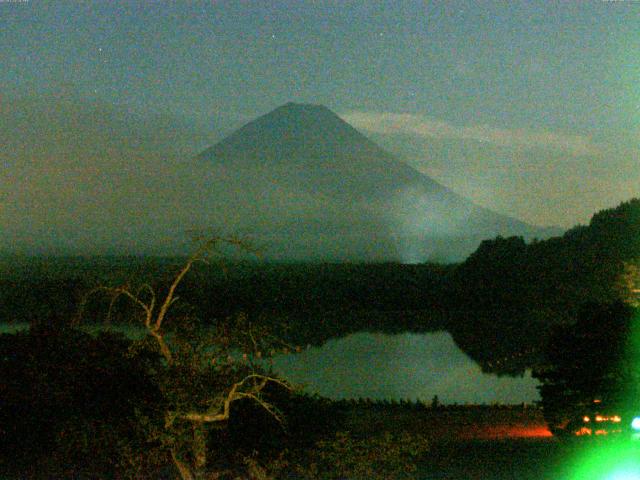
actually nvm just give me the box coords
[153,244,208,332]
[77,285,153,326]
[79,235,273,478]
[111,287,154,327]
[149,328,173,364]
[235,391,285,424]
[153,235,258,332]
[136,283,157,314]
[181,412,229,423]
[171,449,195,480]
[179,374,291,425]
[106,293,120,325]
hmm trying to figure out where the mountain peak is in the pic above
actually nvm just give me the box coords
[251,102,344,129]
[277,101,331,112]
[199,102,384,164]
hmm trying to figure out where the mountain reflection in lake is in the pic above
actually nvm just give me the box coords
[272,332,540,404]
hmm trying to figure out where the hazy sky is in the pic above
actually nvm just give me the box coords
[2,0,639,228]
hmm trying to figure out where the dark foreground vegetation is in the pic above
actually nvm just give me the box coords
[2,324,634,480]
[446,198,640,372]
[534,301,640,437]
[0,323,433,478]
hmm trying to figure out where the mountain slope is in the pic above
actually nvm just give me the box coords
[198,102,551,261]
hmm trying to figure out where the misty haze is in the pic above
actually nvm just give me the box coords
[4,98,561,262]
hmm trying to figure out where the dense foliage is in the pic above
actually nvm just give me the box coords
[533,301,640,435]
[446,198,640,372]
[0,326,163,478]
[451,199,640,312]
[266,431,430,479]
[0,329,343,478]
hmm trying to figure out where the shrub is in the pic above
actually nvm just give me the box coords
[0,325,163,478]
[269,431,430,479]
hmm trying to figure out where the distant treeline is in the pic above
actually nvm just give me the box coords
[305,396,537,410]
[0,259,452,341]
[1,198,638,374]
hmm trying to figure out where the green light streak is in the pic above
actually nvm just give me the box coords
[565,440,640,480]
[566,308,640,480]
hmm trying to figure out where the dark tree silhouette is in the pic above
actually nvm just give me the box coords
[533,301,640,436]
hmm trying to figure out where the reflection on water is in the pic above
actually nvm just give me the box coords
[2,324,539,404]
[272,332,540,404]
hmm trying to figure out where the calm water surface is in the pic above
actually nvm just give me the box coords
[272,332,540,404]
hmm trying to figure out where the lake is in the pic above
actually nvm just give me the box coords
[272,331,540,404]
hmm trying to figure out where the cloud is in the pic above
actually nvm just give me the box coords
[342,111,600,157]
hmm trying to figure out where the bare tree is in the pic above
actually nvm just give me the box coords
[82,236,291,479]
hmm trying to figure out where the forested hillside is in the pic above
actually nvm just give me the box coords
[446,198,640,372]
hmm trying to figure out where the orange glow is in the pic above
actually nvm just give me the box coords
[576,427,593,436]
[583,416,590,422]
[594,414,622,423]
[466,425,553,440]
